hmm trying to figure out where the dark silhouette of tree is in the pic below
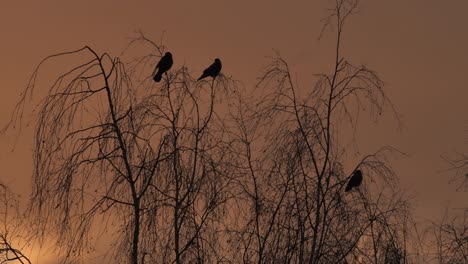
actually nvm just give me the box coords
[3,34,234,264]
[443,152,468,191]
[0,182,31,264]
[2,1,416,263]
[424,124,468,263]
[219,0,412,263]
[345,169,363,192]
[197,58,222,81]
[152,51,173,82]
[425,209,468,264]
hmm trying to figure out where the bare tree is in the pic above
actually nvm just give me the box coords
[0,182,31,264]
[3,33,234,264]
[221,1,413,263]
[3,1,417,263]
[425,209,468,264]
[426,120,468,263]
[443,152,468,191]
[426,102,468,264]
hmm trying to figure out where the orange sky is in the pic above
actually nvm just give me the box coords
[1,0,467,262]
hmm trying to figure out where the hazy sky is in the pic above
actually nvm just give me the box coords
[1,0,467,262]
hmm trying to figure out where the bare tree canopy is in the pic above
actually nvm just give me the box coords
[0,182,31,264]
[2,1,417,263]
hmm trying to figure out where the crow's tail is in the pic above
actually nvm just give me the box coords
[345,184,352,192]
[153,71,162,82]
[197,73,207,81]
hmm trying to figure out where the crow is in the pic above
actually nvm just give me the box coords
[345,169,363,192]
[153,52,173,82]
[198,58,222,81]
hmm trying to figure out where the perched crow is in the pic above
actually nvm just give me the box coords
[345,169,363,192]
[153,52,173,82]
[198,58,222,81]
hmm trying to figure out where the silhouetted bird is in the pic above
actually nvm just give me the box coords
[345,169,363,192]
[197,58,222,81]
[153,52,173,82]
